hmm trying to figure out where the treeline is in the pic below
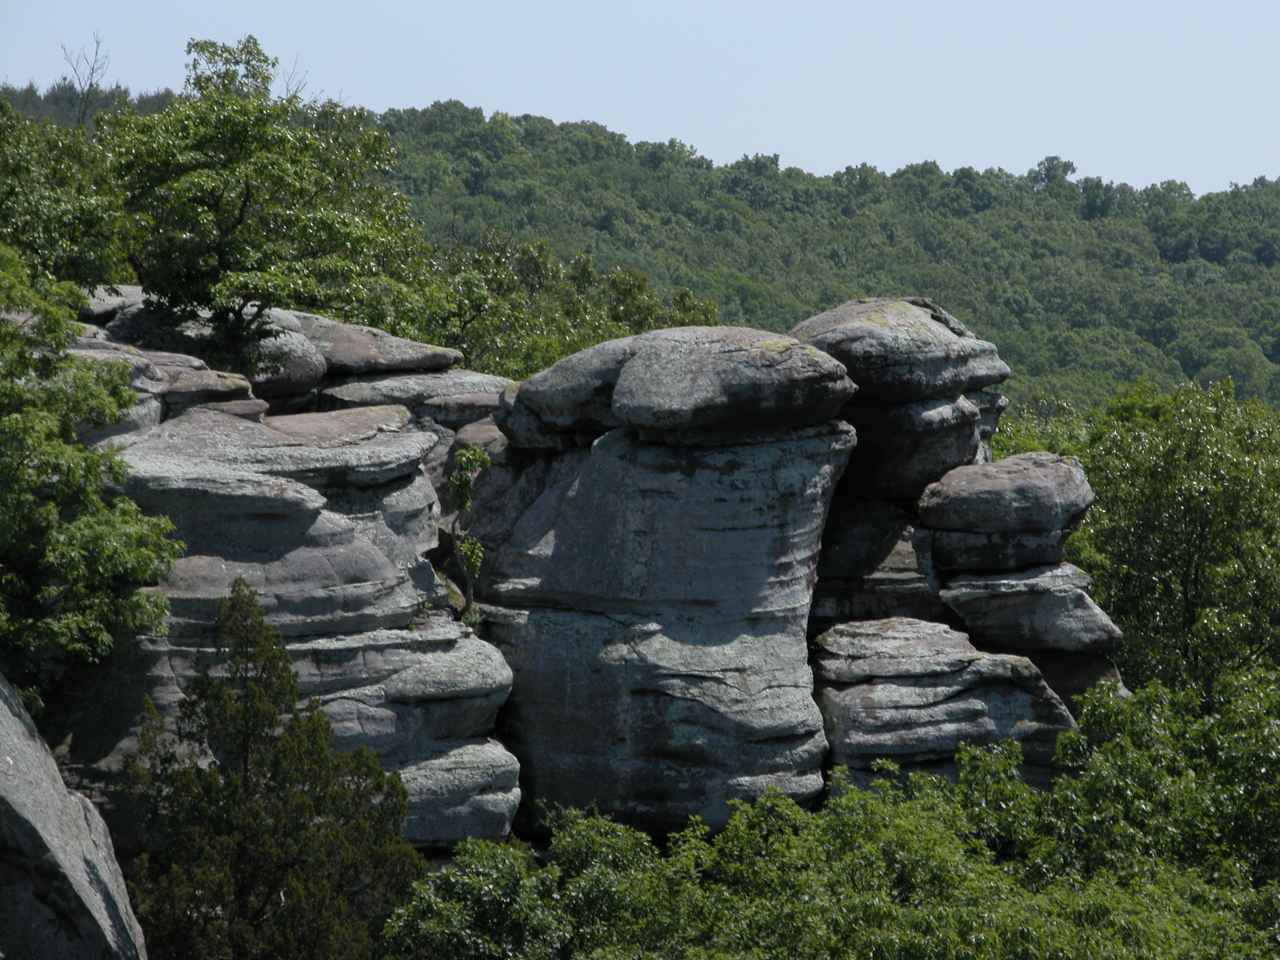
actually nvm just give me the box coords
[380,102,1280,408]
[13,81,1280,408]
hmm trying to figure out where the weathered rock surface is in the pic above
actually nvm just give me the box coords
[475,419,856,832]
[940,564,1122,654]
[319,369,512,421]
[811,618,1074,777]
[917,453,1094,534]
[292,311,461,375]
[0,673,147,960]
[484,605,828,834]
[497,326,855,446]
[841,396,981,500]
[790,297,1010,404]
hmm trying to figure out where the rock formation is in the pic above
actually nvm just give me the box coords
[24,290,1121,859]
[0,673,147,960]
[475,327,856,832]
[58,288,521,848]
[811,618,1074,783]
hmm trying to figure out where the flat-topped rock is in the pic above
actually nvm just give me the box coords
[811,618,1074,773]
[918,452,1094,533]
[117,405,434,488]
[319,369,512,417]
[499,326,855,445]
[293,311,461,375]
[790,297,1010,403]
[940,563,1122,653]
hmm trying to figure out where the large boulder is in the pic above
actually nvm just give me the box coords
[939,564,1122,654]
[0,673,147,960]
[496,326,856,446]
[292,311,461,375]
[917,453,1094,534]
[811,618,1074,778]
[789,297,1010,404]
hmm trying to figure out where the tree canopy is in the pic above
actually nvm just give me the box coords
[0,244,179,710]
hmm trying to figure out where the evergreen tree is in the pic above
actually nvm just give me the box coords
[128,578,420,960]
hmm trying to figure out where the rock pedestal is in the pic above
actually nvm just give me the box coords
[477,327,856,832]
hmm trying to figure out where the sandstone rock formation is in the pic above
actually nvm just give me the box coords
[811,618,1074,781]
[475,327,856,832]
[56,292,522,847]
[914,454,1124,709]
[29,292,1122,857]
[0,672,147,960]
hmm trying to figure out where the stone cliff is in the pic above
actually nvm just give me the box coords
[22,290,1122,850]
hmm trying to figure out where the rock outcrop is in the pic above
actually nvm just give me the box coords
[811,618,1074,781]
[29,291,1121,855]
[0,673,147,960]
[914,454,1125,708]
[475,327,856,832]
[58,293,522,847]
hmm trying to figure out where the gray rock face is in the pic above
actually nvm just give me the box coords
[790,297,1010,404]
[484,605,828,834]
[940,564,1122,654]
[0,673,147,960]
[69,394,522,846]
[498,326,856,446]
[475,420,855,831]
[292,311,461,375]
[917,453,1095,534]
[842,396,981,501]
[319,369,512,420]
[811,618,1074,776]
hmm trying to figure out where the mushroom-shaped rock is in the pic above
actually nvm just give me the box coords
[292,311,461,375]
[790,297,1010,404]
[811,618,1074,775]
[497,326,856,446]
[940,563,1122,654]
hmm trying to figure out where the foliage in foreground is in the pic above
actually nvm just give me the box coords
[99,35,449,370]
[384,674,1280,960]
[0,243,178,710]
[995,380,1280,699]
[128,579,420,960]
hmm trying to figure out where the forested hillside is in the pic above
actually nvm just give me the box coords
[382,102,1280,408]
[11,82,1280,408]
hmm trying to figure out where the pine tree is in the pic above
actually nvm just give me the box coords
[128,578,420,960]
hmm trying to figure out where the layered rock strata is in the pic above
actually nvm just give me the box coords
[811,618,1074,782]
[793,298,1011,629]
[914,454,1125,708]
[476,327,857,832]
[57,299,523,846]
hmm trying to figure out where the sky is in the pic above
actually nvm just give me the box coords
[1,0,1274,195]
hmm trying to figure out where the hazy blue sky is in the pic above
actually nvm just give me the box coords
[1,0,1273,194]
